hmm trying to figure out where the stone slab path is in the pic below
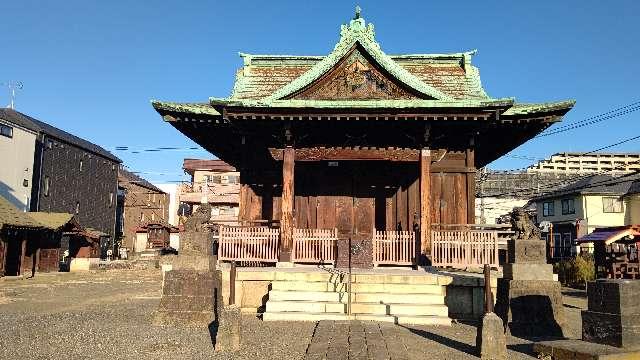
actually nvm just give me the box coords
[304,320,541,360]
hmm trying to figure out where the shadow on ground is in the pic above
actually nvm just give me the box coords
[403,326,477,357]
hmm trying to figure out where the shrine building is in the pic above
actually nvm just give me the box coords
[152,9,574,270]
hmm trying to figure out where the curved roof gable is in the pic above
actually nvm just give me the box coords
[265,14,453,102]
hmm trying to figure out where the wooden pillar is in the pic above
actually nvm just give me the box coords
[419,149,431,259]
[466,143,476,224]
[19,238,27,276]
[279,146,295,262]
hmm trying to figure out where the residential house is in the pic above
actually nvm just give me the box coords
[181,159,240,225]
[117,167,169,253]
[0,109,121,241]
[624,180,640,225]
[533,173,640,259]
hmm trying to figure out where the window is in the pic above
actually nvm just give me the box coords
[0,124,13,138]
[603,197,623,213]
[75,202,80,214]
[79,160,83,172]
[543,201,555,217]
[109,192,114,208]
[46,140,52,149]
[43,176,50,196]
[561,198,575,215]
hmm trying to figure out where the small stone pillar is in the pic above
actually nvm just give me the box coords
[214,304,241,352]
[476,265,507,360]
[494,208,565,338]
[582,279,640,349]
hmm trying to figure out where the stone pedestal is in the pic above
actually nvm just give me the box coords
[582,280,640,350]
[153,231,219,326]
[214,304,241,352]
[476,312,507,360]
[495,226,565,338]
[495,279,564,338]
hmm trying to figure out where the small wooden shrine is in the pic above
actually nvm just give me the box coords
[578,225,640,279]
[152,9,574,268]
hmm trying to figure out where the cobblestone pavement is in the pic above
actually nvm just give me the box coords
[0,271,585,360]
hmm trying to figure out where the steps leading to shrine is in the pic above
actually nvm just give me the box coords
[262,270,452,325]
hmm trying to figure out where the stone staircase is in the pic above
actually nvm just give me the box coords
[262,270,452,325]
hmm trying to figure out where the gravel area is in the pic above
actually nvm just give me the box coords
[0,271,314,360]
[0,270,586,359]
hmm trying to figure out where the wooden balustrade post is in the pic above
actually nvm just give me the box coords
[419,149,432,263]
[279,146,295,262]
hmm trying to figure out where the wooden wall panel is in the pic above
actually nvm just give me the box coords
[430,173,443,225]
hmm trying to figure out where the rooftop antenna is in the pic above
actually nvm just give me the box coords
[3,81,23,109]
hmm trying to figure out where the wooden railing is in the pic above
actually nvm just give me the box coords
[218,226,279,263]
[373,230,416,266]
[431,230,499,268]
[292,228,338,264]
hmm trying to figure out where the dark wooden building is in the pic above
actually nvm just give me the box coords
[0,195,82,276]
[152,11,574,268]
[117,167,169,252]
[0,109,121,240]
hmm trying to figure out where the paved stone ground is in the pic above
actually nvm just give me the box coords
[0,270,586,360]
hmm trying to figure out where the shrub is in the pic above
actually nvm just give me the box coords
[553,254,595,288]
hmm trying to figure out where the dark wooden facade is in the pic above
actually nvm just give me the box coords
[152,11,574,267]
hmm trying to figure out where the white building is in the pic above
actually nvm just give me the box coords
[528,153,640,174]
[0,114,37,211]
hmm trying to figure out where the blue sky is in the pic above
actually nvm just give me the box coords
[2,1,639,183]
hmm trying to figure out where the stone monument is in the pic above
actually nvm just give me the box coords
[494,208,565,338]
[534,279,640,359]
[153,203,221,326]
[582,279,640,349]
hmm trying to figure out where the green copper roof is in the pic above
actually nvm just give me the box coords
[502,100,576,116]
[209,97,514,109]
[151,100,220,116]
[264,15,454,102]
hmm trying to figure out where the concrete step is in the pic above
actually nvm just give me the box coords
[270,271,450,286]
[353,292,444,304]
[268,290,348,302]
[269,290,445,304]
[262,311,451,326]
[266,300,346,313]
[350,282,444,295]
[270,281,347,292]
[350,303,448,317]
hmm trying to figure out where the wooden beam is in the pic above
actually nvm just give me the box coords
[269,147,454,162]
[419,149,432,261]
[466,146,476,224]
[279,147,295,262]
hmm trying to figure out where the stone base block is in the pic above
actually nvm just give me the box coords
[582,311,640,350]
[495,278,565,338]
[154,269,221,327]
[180,232,213,255]
[475,312,507,360]
[534,339,640,360]
[508,239,547,264]
[587,280,640,315]
[214,304,241,352]
[503,263,554,281]
[153,309,214,326]
[171,254,217,272]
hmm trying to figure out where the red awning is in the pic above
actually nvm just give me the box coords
[577,226,640,245]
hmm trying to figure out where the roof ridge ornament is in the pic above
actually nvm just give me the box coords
[262,7,454,102]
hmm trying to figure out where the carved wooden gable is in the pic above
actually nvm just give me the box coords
[290,45,423,100]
